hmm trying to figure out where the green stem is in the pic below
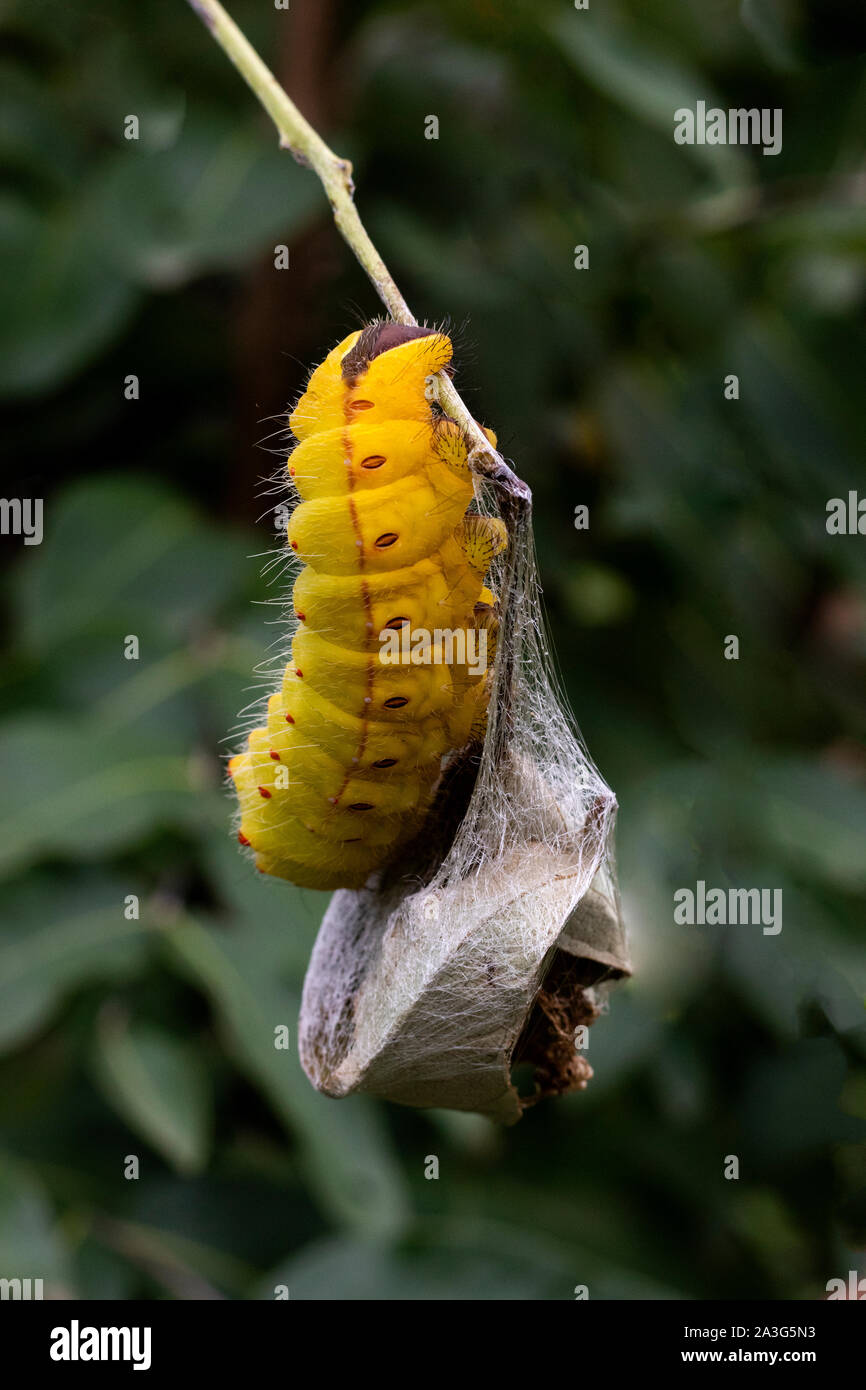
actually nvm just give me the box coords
[186,0,411,321]
[184,0,528,500]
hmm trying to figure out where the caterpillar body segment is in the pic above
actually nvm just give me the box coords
[289,417,468,500]
[291,537,492,653]
[231,323,504,890]
[287,468,473,575]
[275,681,450,766]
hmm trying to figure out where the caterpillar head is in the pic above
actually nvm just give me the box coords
[340,322,454,383]
[289,323,454,441]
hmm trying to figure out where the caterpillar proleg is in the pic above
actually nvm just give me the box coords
[230,323,506,890]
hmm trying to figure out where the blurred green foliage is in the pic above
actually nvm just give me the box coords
[0,0,864,1299]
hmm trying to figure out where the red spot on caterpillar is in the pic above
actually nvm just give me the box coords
[289,467,296,477]
[285,713,295,724]
[373,757,398,768]
[296,610,305,621]
[269,750,280,760]
[384,695,409,709]
[348,802,374,812]
[238,831,250,846]
[383,616,409,630]
[258,786,271,799]
[296,669,303,678]
[291,541,298,550]
[375,532,399,549]
[349,399,374,412]
[360,455,386,469]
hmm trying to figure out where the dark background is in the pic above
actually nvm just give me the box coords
[0,0,864,1299]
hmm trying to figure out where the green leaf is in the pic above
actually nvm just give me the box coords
[13,476,252,654]
[757,760,866,891]
[0,1159,71,1291]
[550,12,745,184]
[740,0,802,72]
[93,1012,212,1175]
[0,98,323,397]
[162,910,409,1239]
[78,111,323,290]
[255,1233,564,1300]
[255,1217,684,1300]
[739,1039,866,1161]
[0,62,87,191]
[0,192,138,397]
[0,875,148,1051]
[0,714,204,878]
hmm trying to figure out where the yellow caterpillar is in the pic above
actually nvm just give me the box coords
[229,323,506,890]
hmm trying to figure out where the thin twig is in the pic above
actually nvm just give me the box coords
[184,0,530,506]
